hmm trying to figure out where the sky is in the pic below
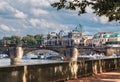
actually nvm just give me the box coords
[0,0,119,38]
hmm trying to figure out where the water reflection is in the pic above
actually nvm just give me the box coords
[0,58,64,67]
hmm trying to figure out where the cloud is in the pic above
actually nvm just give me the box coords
[0,0,119,38]
[15,11,27,19]
[19,0,51,7]
[0,24,16,32]
[29,18,40,27]
[0,1,26,19]
[85,5,94,13]
[99,15,109,24]
[29,18,72,33]
[29,18,56,28]
[0,1,15,14]
[30,8,49,16]
[30,0,50,7]
[18,0,29,4]
[90,15,109,24]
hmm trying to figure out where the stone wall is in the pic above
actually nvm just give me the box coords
[0,58,120,82]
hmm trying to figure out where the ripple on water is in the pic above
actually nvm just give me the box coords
[0,58,64,67]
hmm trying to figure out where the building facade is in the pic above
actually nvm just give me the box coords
[108,32,120,42]
[46,25,120,47]
[92,32,120,47]
[46,25,89,46]
[92,32,114,46]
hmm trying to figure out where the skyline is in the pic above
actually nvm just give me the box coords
[0,0,120,38]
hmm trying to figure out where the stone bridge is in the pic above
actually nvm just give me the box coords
[1,45,120,57]
[0,45,120,64]
[0,46,120,64]
[22,46,107,59]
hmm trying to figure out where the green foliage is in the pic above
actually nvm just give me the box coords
[22,35,37,46]
[51,0,120,22]
[3,37,11,45]
[10,36,21,44]
[34,34,44,45]
[0,34,44,46]
[0,39,4,45]
[93,0,120,22]
[51,0,88,14]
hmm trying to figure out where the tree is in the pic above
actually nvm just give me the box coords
[34,34,44,45]
[3,37,11,46]
[0,39,4,46]
[51,0,120,22]
[22,35,37,46]
[10,36,21,45]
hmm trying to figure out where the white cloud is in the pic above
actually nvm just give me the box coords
[0,24,16,32]
[49,0,59,3]
[0,1,27,19]
[0,0,118,37]
[31,8,49,16]
[0,1,15,13]
[30,0,50,7]
[86,5,94,13]
[91,15,109,24]
[15,11,27,19]
[18,0,51,6]
[29,18,40,27]
[29,18,55,28]
[99,15,109,24]
[29,18,69,32]
[18,0,29,4]
[0,1,7,10]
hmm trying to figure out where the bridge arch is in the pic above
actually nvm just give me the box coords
[24,49,60,56]
[22,46,74,60]
[23,47,61,56]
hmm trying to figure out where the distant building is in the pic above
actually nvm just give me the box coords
[46,29,120,47]
[83,35,93,46]
[92,32,114,46]
[92,32,120,46]
[85,39,93,46]
[105,32,120,47]
[108,32,120,42]
[46,24,91,46]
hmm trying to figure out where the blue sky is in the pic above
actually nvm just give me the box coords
[0,0,119,38]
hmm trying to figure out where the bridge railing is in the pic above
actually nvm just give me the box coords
[0,58,120,82]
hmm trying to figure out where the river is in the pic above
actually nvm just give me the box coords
[0,58,64,67]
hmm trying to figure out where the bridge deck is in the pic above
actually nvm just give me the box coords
[66,70,120,82]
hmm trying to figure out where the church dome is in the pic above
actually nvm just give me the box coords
[72,24,85,33]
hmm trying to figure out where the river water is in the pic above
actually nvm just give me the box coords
[0,58,64,67]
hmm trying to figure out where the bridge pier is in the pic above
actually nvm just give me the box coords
[106,47,120,56]
[69,47,79,79]
[9,46,23,65]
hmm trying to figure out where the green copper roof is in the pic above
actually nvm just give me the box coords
[103,34,111,38]
[110,33,120,38]
[94,35,100,38]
